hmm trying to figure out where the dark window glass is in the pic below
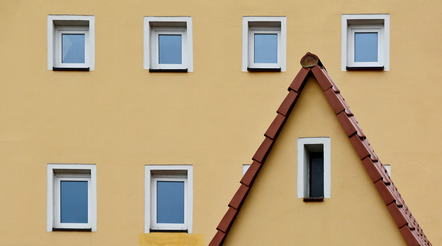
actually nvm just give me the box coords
[309,152,324,198]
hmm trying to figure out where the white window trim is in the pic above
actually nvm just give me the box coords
[248,28,281,69]
[144,17,193,72]
[347,26,384,68]
[384,164,391,176]
[47,15,95,71]
[47,164,97,232]
[54,27,90,68]
[151,28,187,70]
[341,14,390,71]
[144,165,193,233]
[53,175,91,229]
[297,138,331,199]
[151,176,188,230]
[242,164,251,175]
[242,16,287,72]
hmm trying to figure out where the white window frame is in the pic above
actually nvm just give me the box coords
[151,176,187,230]
[47,164,97,231]
[145,165,193,233]
[242,17,287,71]
[144,17,193,72]
[151,28,187,70]
[347,26,384,68]
[47,15,95,71]
[54,27,90,68]
[341,14,390,71]
[297,138,331,199]
[384,164,391,176]
[248,28,281,69]
[242,164,251,175]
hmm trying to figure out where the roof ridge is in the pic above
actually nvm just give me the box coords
[209,52,431,246]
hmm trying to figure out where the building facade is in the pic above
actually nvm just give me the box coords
[0,0,440,245]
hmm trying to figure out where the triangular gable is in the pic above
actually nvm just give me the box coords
[209,53,431,246]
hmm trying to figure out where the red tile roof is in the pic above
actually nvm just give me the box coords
[209,52,431,246]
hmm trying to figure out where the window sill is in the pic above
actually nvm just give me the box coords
[150,229,188,233]
[53,67,90,71]
[149,68,188,73]
[346,66,384,71]
[52,227,92,232]
[303,197,324,202]
[247,67,281,72]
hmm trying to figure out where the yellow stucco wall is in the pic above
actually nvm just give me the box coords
[223,77,406,245]
[140,233,204,246]
[0,0,440,245]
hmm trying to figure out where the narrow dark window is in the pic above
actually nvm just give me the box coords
[308,151,324,198]
[304,144,324,201]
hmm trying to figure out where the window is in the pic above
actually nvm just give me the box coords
[384,164,391,176]
[242,17,286,72]
[47,15,95,71]
[342,14,390,71]
[47,164,97,231]
[243,164,251,175]
[297,138,331,201]
[144,17,193,72]
[145,165,193,233]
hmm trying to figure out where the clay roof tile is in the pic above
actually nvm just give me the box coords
[277,90,299,116]
[252,137,274,163]
[337,112,366,138]
[228,184,250,210]
[216,207,238,233]
[288,67,310,92]
[209,230,226,246]
[264,113,287,140]
[400,226,423,246]
[240,161,262,187]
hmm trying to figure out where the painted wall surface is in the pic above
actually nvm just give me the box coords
[0,0,440,245]
[140,233,204,246]
[223,77,406,245]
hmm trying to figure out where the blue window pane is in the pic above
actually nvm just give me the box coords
[62,34,85,63]
[157,181,184,224]
[254,34,278,63]
[60,181,88,223]
[158,35,182,64]
[354,32,378,62]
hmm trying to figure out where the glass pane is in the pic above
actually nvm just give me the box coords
[309,152,324,198]
[254,34,278,63]
[157,181,184,224]
[60,181,88,223]
[62,34,85,63]
[158,34,182,64]
[354,32,378,62]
